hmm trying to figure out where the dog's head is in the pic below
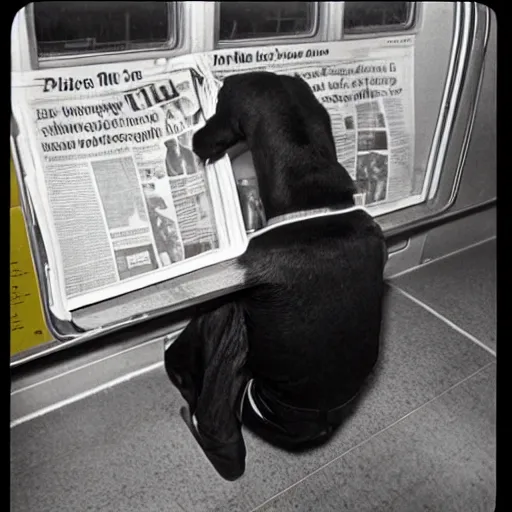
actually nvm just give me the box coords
[193,71,356,217]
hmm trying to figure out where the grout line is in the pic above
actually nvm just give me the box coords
[387,235,496,280]
[251,361,495,512]
[11,336,167,396]
[176,502,188,512]
[10,362,164,428]
[390,284,496,358]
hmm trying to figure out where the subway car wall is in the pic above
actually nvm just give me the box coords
[10,2,496,364]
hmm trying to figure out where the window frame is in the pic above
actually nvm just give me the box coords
[25,1,183,69]
[214,1,322,48]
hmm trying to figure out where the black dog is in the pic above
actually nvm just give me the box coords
[164,72,386,481]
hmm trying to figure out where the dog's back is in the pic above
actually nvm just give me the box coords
[241,210,385,411]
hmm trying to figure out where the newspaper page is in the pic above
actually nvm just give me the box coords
[207,36,417,215]
[11,56,247,313]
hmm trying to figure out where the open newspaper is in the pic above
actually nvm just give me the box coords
[11,54,249,319]
[11,36,416,320]
[207,36,416,215]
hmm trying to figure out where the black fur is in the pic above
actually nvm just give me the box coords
[165,72,386,481]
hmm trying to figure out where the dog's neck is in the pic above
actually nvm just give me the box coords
[266,205,364,227]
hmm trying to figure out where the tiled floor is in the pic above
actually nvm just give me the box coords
[392,238,496,353]
[10,239,496,512]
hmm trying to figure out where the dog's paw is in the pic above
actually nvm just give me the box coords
[193,113,242,164]
[192,128,226,163]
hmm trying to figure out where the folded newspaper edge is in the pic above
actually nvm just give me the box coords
[11,36,420,321]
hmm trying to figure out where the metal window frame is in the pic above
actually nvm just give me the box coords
[426,1,489,201]
[26,1,182,69]
[375,3,493,232]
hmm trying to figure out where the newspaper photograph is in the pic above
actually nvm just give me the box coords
[12,56,244,308]
[207,36,416,210]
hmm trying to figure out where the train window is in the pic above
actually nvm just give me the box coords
[32,1,177,59]
[218,2,317,42]
[343,2,415,34]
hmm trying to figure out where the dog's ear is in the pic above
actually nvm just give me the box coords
[193,79,242,163]
[193,111,241,164]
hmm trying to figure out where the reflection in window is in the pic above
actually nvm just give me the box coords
[344,2,414,33]
[33,1,176,58]
[218,2,316,42]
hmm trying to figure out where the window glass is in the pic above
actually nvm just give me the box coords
[33,1,176,58]
[344,2,414,33]
[218,2,316,42]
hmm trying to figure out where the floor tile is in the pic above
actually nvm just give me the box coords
[392,239,496,352]
[260,363,496,512]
